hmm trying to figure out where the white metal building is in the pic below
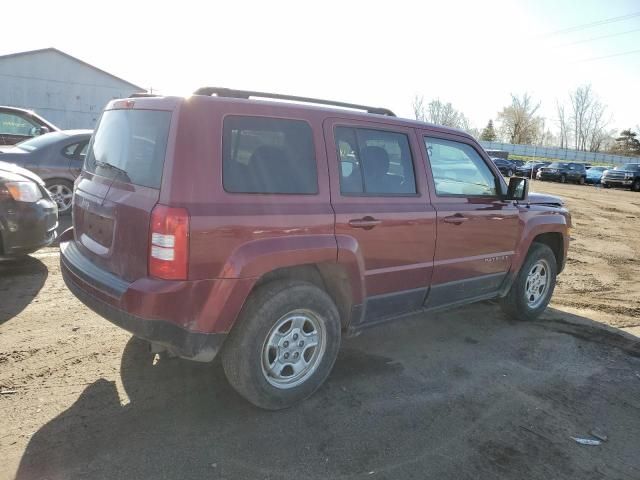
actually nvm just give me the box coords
[0,48,144,129]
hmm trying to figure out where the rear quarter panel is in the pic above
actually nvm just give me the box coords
[166,98,337,281]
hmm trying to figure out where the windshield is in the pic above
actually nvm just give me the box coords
[84,109,172,189]
[15,132,68,152]
[548,162,568,168]
[617,163,640,171]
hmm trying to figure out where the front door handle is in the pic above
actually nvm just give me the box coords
[348,216,381,230]
[443,214,469,225]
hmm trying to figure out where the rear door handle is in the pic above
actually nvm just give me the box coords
[443,214,469,225]
[348,216,381,230]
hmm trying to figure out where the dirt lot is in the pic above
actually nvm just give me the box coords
[1,181,639,480]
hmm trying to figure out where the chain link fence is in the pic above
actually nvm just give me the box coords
[479,141,639,166]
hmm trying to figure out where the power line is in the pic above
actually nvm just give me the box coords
[557,27,640,47]
[543,11,640,37]
[572,48,640,63]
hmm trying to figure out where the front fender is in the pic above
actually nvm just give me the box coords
[513,209,570,274]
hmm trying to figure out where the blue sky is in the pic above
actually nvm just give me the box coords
[3,0,639,133]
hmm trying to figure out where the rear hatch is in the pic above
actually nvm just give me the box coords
[73,104,173,282]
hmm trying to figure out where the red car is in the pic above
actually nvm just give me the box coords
[60,88,571,409]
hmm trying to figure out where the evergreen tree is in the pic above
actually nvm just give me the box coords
[480,120,497,141]
[611,129,640,156]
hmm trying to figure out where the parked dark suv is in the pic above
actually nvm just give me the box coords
[537,162,587,184]
[60,88,571,409]
[490,157,515,176]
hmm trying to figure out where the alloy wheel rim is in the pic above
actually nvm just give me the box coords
[261,309,326,389]
[47,184,73,212]
[525,259,551,309]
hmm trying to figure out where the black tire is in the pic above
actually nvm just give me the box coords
[578,176,585,185]
[602,183,611,189]
[500,243,558,321]
[45,179,74,216]
[507,169,514,177]
[632,180,640,192]
[560,174,567,184]
[222,280,341,410]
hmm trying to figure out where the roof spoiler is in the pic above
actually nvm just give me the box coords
[192,87,396,116]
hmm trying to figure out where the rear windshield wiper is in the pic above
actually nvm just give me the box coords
[95,160,131,182]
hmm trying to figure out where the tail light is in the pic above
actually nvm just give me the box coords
[149,205,189,280]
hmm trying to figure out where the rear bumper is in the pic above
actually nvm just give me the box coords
[62,269,226,361]
[0,198,57,257]
[60,232,254,362]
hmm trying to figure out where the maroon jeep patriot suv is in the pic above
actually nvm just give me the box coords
[60,88,571,409]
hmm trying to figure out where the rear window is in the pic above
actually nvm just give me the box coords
[84,109,171,189]
[222,116,317,194]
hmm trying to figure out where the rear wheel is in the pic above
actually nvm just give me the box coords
[507,169,514,177]
[222,280,341,410]
[578,176,585,185]
[45,179,74,215]
[560,174,567,183]
[500,243,557,321]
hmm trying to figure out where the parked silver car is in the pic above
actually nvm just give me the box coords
[0,130,92,214]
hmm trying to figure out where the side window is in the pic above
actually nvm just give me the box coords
[424,137,497,197]
[78,142,89,161]
[335,127,417,195]
[0,112,37,136]
[63,143,79,158]
[223,116,317,194]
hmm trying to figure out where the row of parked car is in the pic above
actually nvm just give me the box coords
[489,156,640,192]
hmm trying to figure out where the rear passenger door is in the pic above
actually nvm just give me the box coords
[324,118,437,325]
[419,133,520,308]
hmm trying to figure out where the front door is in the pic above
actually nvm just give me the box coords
[324,118,437,325]
[419,133,520,308]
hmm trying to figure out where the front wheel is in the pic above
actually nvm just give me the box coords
[632,180,640,192]
[560,174,567,184]
[507,169,514,177]
[578,176,585,185]
[500,243,558,321]
[222,280,341,410]
[45,179,74,215]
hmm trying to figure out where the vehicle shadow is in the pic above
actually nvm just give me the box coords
[0,256,48,325]
[13,304,640,480]
[52,215,72,247]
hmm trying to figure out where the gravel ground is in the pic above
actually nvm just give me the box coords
[1,181,639,480]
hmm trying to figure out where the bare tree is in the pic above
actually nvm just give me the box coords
[556,101,569,148]
[412,96,471,130]
[412,95,426,122]
[497,93,542,144]
[569,84,610,152]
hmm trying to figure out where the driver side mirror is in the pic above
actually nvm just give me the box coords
[505,176,529,201]
[30,126,50,136]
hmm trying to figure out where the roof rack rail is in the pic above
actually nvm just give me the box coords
[192,87,396,116]
[128,92,158,98]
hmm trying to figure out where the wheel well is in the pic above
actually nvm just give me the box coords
[532,233,564,272]
[253,264,354,329]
